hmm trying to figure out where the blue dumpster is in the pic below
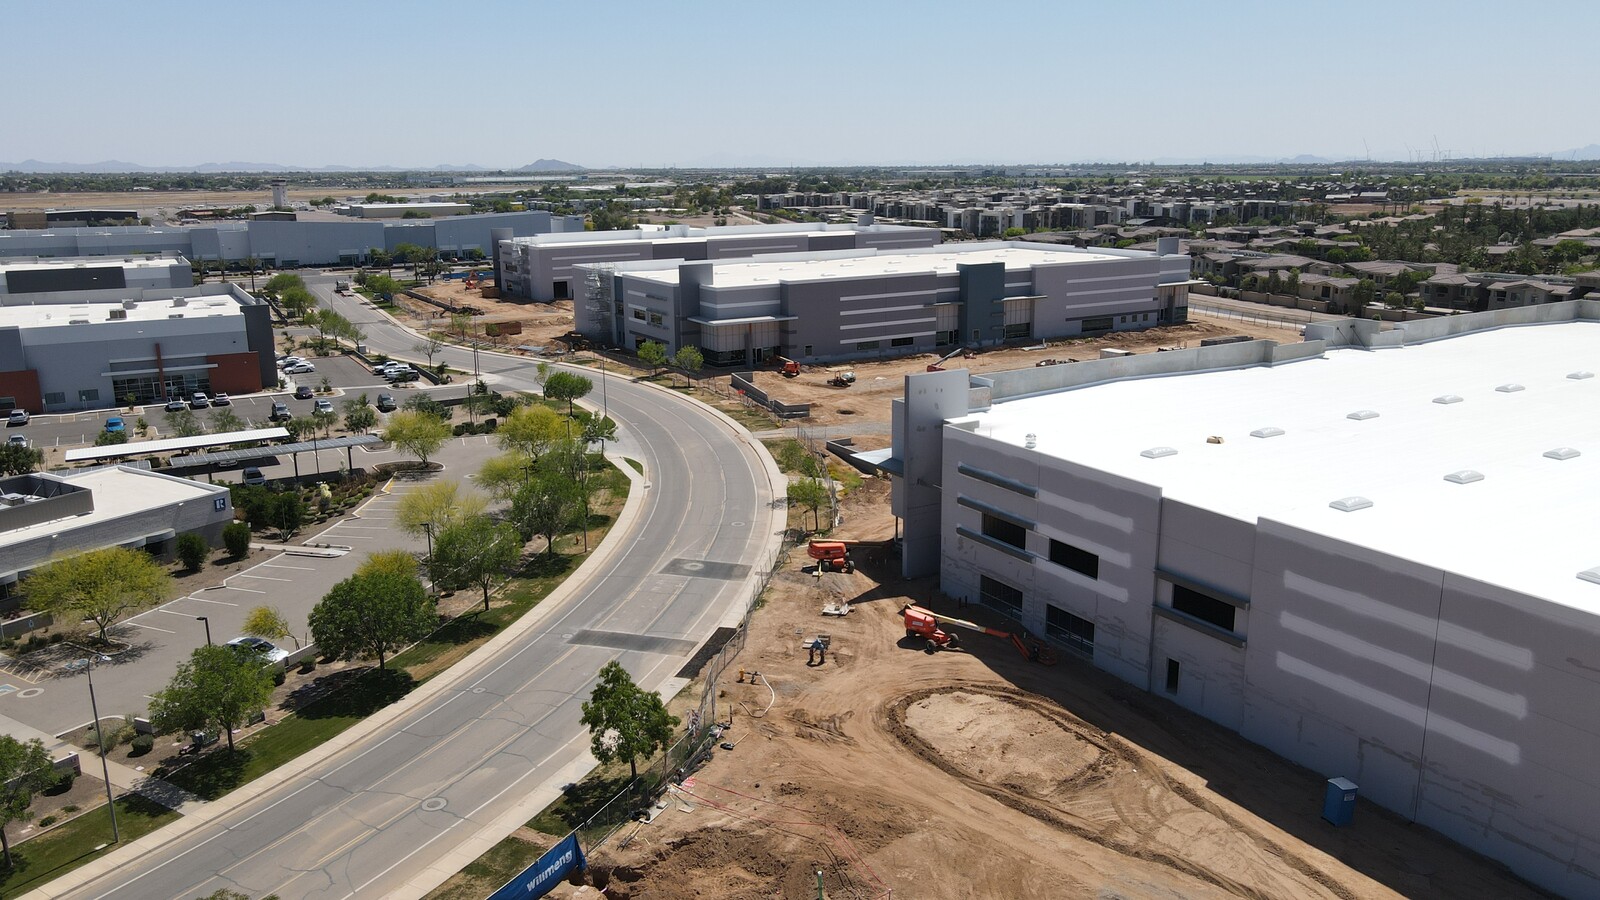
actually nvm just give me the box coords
[1323,777,1359,826]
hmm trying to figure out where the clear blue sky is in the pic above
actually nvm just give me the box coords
[7,0,1596,168]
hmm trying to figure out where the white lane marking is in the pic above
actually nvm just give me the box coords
[126,622,176,634]
[234,574,292,582]
[261,563,316,571]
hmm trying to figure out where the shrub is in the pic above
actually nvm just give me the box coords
[39,815,57,827]
[176,532,209,572]
[223,522,252,557]
[130,733,154,755]
[63,804,80,814]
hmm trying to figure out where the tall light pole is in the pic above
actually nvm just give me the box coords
[196,616,212,646]
[74,657,119,844]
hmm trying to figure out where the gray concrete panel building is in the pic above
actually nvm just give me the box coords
[498,221,941,303]
[0,210,582,268]
[877,301,1600,897]
[580,239,1191,366]
[0,253,192,295]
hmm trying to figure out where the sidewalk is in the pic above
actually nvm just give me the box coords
[0,712,207,816]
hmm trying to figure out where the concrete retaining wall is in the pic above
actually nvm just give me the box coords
[730,372,810,418]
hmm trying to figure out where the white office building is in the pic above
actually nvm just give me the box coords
[878,302,1600,896]
[0,253,192,296]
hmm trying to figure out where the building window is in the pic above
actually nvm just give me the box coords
[803,345,813,356]
[1048,539,1099,579]
[935,329,958,347]
[1046,604,1095,656]
[78,389,100,403]
[649,312,663,327]
[981,513,1027,551]
[632,309,646,321]
[1082,316,1113,332]
[978,575,1023,619]
[891,336,914,348]
[856,340,880,351]
[1166,658,1180,694]
[1172,585,1237,632]
[43,392,66,405]
[1003,322,1032,339]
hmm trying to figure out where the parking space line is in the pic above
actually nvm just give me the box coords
[127,622,176,634]
[216,585,266,594]
[329,525,389,530]
[261,563,316,571]
[154,608,201,618]
[235,574,291,582]
[188,595,240,605]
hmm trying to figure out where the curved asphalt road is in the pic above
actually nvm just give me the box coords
[36,277,782,899]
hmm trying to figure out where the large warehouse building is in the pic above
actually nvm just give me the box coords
[579,239,1191,366]
[0,210,583,268]
[497,220,941,303]
[0,253,192,295]
[877,301,1600,896]
[0,282,274,413]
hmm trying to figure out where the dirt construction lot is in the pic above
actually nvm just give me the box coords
[552,480,1543,900]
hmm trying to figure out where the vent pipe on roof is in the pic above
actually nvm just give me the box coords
[1024,433,1036,449]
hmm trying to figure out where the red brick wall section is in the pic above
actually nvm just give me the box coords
[207,352,264,395]
[0,369,43,413]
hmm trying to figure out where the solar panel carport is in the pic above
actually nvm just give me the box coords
[171,434,385,478]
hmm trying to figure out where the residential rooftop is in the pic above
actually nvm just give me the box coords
[958,320,1600,613]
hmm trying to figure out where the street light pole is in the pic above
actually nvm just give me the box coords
[196,616,212,646]
[82,658,119,844]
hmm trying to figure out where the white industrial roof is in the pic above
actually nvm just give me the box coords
[963,322,1600,612]
[0,467,225,549]
[625,244,1128,288]
[0,294,244,328]
[0,256,183,274]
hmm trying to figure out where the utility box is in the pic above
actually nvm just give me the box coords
[1323,777,1359,826]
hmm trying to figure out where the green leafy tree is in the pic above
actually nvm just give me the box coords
[243,604,298,649]
[476,453,528,501]
[788,477,830,532]
[543,371,593,417]
[268,491,305,540]
[164,408,205,438]
[510,469,580,555]
[262,273,305,295]
[210,408,245,434]
[284,415,319,441]
[579,661,679,781]
[636,340,669,372]
[396,480,485,538]
[496,404,565,461]
[357,549,419,579]
[176,532,209,572]
[149,644,276,752]
[402,393,454,421]
[223,522,252,558]
[25,547,172,643]
[1352,278,1377,310]
[343,401,377,435]
[279,285,317,319]
[94,429,129,447]
[311,407,337,438]
[428,516,523,612]
[0,735,57,867]
[385,410,452,467]
[672,345,703,386]
[309,570,436,671]
[0,442,43,476]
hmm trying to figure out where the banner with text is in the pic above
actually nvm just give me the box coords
[486,832,586,900]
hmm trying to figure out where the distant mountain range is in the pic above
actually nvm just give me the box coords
[0,159,588,174]
[2,147,1597,174]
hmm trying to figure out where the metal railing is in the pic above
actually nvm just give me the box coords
[1189,300,1316,329]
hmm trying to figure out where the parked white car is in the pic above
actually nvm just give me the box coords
[284,362,316,375]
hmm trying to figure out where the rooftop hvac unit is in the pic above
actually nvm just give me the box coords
[108,309,127,320]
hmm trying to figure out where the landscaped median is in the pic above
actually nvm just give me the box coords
[4,453,638,896]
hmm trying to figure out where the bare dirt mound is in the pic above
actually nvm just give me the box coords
[601,825,876,900]
[889,684,1355,900]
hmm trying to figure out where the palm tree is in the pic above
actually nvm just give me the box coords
[244,256,261,292]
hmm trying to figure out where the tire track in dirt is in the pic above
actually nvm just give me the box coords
[887,683,1357,900]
